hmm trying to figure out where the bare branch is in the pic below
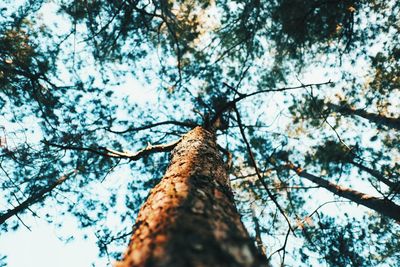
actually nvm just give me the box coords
[209,80,332,129]
[287,162,400,222]
[327,102,400,131]
[0,170,78,225]
[106,120,196,134]
[44,139,181,160]
[233,105,295,234]
[351,161,400,192]
[100,139,181,161]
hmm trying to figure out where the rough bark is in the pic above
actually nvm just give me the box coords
[289,164,400,222]
[327,102,400,131]
[116,127,266,267]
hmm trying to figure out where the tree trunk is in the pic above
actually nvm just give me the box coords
[288,164,400,222]
[116,127,266,267]
[327,102,400,131]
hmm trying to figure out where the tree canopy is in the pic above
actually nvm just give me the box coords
[0,0,399,266]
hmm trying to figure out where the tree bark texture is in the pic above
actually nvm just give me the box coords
[290,165,400,222]
[116,127,266,267]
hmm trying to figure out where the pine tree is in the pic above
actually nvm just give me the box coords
[116,127,265,267]
[1,1,399,266]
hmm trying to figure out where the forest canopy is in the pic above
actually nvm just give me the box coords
[0,0,399,266]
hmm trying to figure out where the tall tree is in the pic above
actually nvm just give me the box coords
[0,0,399,266]
[116,126,265,267]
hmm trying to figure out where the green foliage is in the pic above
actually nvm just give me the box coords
[0,0,399,266]
[300,216,378,266]
[0,255,6,267]
[272,0,359,58]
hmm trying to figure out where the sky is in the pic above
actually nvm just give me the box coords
[0,1,395,267]
[0,69,379,267]
[0,74,157,267]
[0,216,106,267]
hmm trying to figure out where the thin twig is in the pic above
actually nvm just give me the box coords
[210,80,332,128]
[15,213,31,231]
[233,105,295,234]
[0,170,77,225]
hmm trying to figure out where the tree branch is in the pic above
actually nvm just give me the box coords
[106,120,196,134]
[209,80,332,129]
[100,139,181,160]
[351,161,400,192]
[287,162,400,222]
[0,170,78,225]
[44,139,181,160]
[233,105,295,234]
[327,102,400,131]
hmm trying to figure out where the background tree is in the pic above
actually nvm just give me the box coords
[0,0,399,266]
